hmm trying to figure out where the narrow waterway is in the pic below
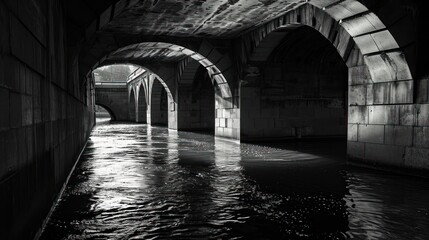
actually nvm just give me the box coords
[40,118,429,239]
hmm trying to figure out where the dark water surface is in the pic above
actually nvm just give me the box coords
[40,118,429,239]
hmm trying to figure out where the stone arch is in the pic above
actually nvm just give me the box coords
[240,2,417,166]
[243,2,413,89]
[95,104,116,121]
[129,88,136,122]
[106,42,234,99]
[175,57,216,131]
[136,81,147,123]
[150,78,168,126]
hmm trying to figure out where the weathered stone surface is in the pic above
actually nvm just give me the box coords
[371,30,399,52]
[364,52,412,83]
[365,143,405,166]
[347,141,365,159]
[325,0,367,21]
[384,126,413,146]
[368,105,399,125]
[353,34,379,55]
[390,80,413,104]
[372,82,390,104]
[414,127,429,148]
[405,147,429,170]
[349,85,366,105]
[348,65,372,85]
[399,105,415,126]
[358,124,384,144]
[348,106,368,124]
[417,104,429,126]
[347,124,358,141]
[341,12,385,37]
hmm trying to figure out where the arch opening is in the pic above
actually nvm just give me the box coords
[104,42,234,100]
[241,25,348,143]
[150,78,169,126]
[137,83,147,123]
[129,89,136,122]
[177,64,215,133]
[95,104,115,122]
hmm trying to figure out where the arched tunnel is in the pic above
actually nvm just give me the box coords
[1,0,429,239]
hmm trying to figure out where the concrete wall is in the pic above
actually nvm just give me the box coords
[0,0,94,239]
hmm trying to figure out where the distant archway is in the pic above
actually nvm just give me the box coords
[129,88,136,122]
[95,104,115,121]
[137,83,147,123]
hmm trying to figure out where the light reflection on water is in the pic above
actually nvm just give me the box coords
[41,118,429,239]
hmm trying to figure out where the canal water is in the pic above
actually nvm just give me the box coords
[40,118,429,239]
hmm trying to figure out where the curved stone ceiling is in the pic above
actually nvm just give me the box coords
[107,43,188,62]
[102,0,306,38]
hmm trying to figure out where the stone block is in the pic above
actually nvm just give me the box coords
[368,105,399,125]
[416,79,428,104]
[347,124,358,141]
[417,104,429,126]
[371,30,399,52]
[354,34,379,55]
[325,0,367,21]
[310,0,339,9]
[346,47,364,68]
[348,85,366,105]
[399,105,415,126]
[348,65,372,85]
[347,141,365,159]
[365,143,405,166]
[366,84,374,105]
[364,51,412,83]
[372,82,390,104]
[358,124,384,144]
[384,126,413,146]
[405,147,429,170]
[341,12,384,37]
[390,80,413,104]
[414,127,429,148]
[336,28,353,60]
[348,106,367,124]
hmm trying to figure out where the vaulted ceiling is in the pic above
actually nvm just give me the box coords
[101,0,305,38]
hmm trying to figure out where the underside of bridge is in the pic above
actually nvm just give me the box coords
[1,0,429,239]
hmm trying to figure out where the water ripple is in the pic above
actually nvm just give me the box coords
[40,119,429,240]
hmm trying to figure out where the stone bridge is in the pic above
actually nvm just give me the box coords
[1,0,429,239]
[95,82,129,121]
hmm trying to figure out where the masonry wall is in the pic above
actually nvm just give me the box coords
[95,86,129,121]
[0,0,94,239]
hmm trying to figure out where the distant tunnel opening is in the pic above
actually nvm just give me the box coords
[241,25,348,143]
